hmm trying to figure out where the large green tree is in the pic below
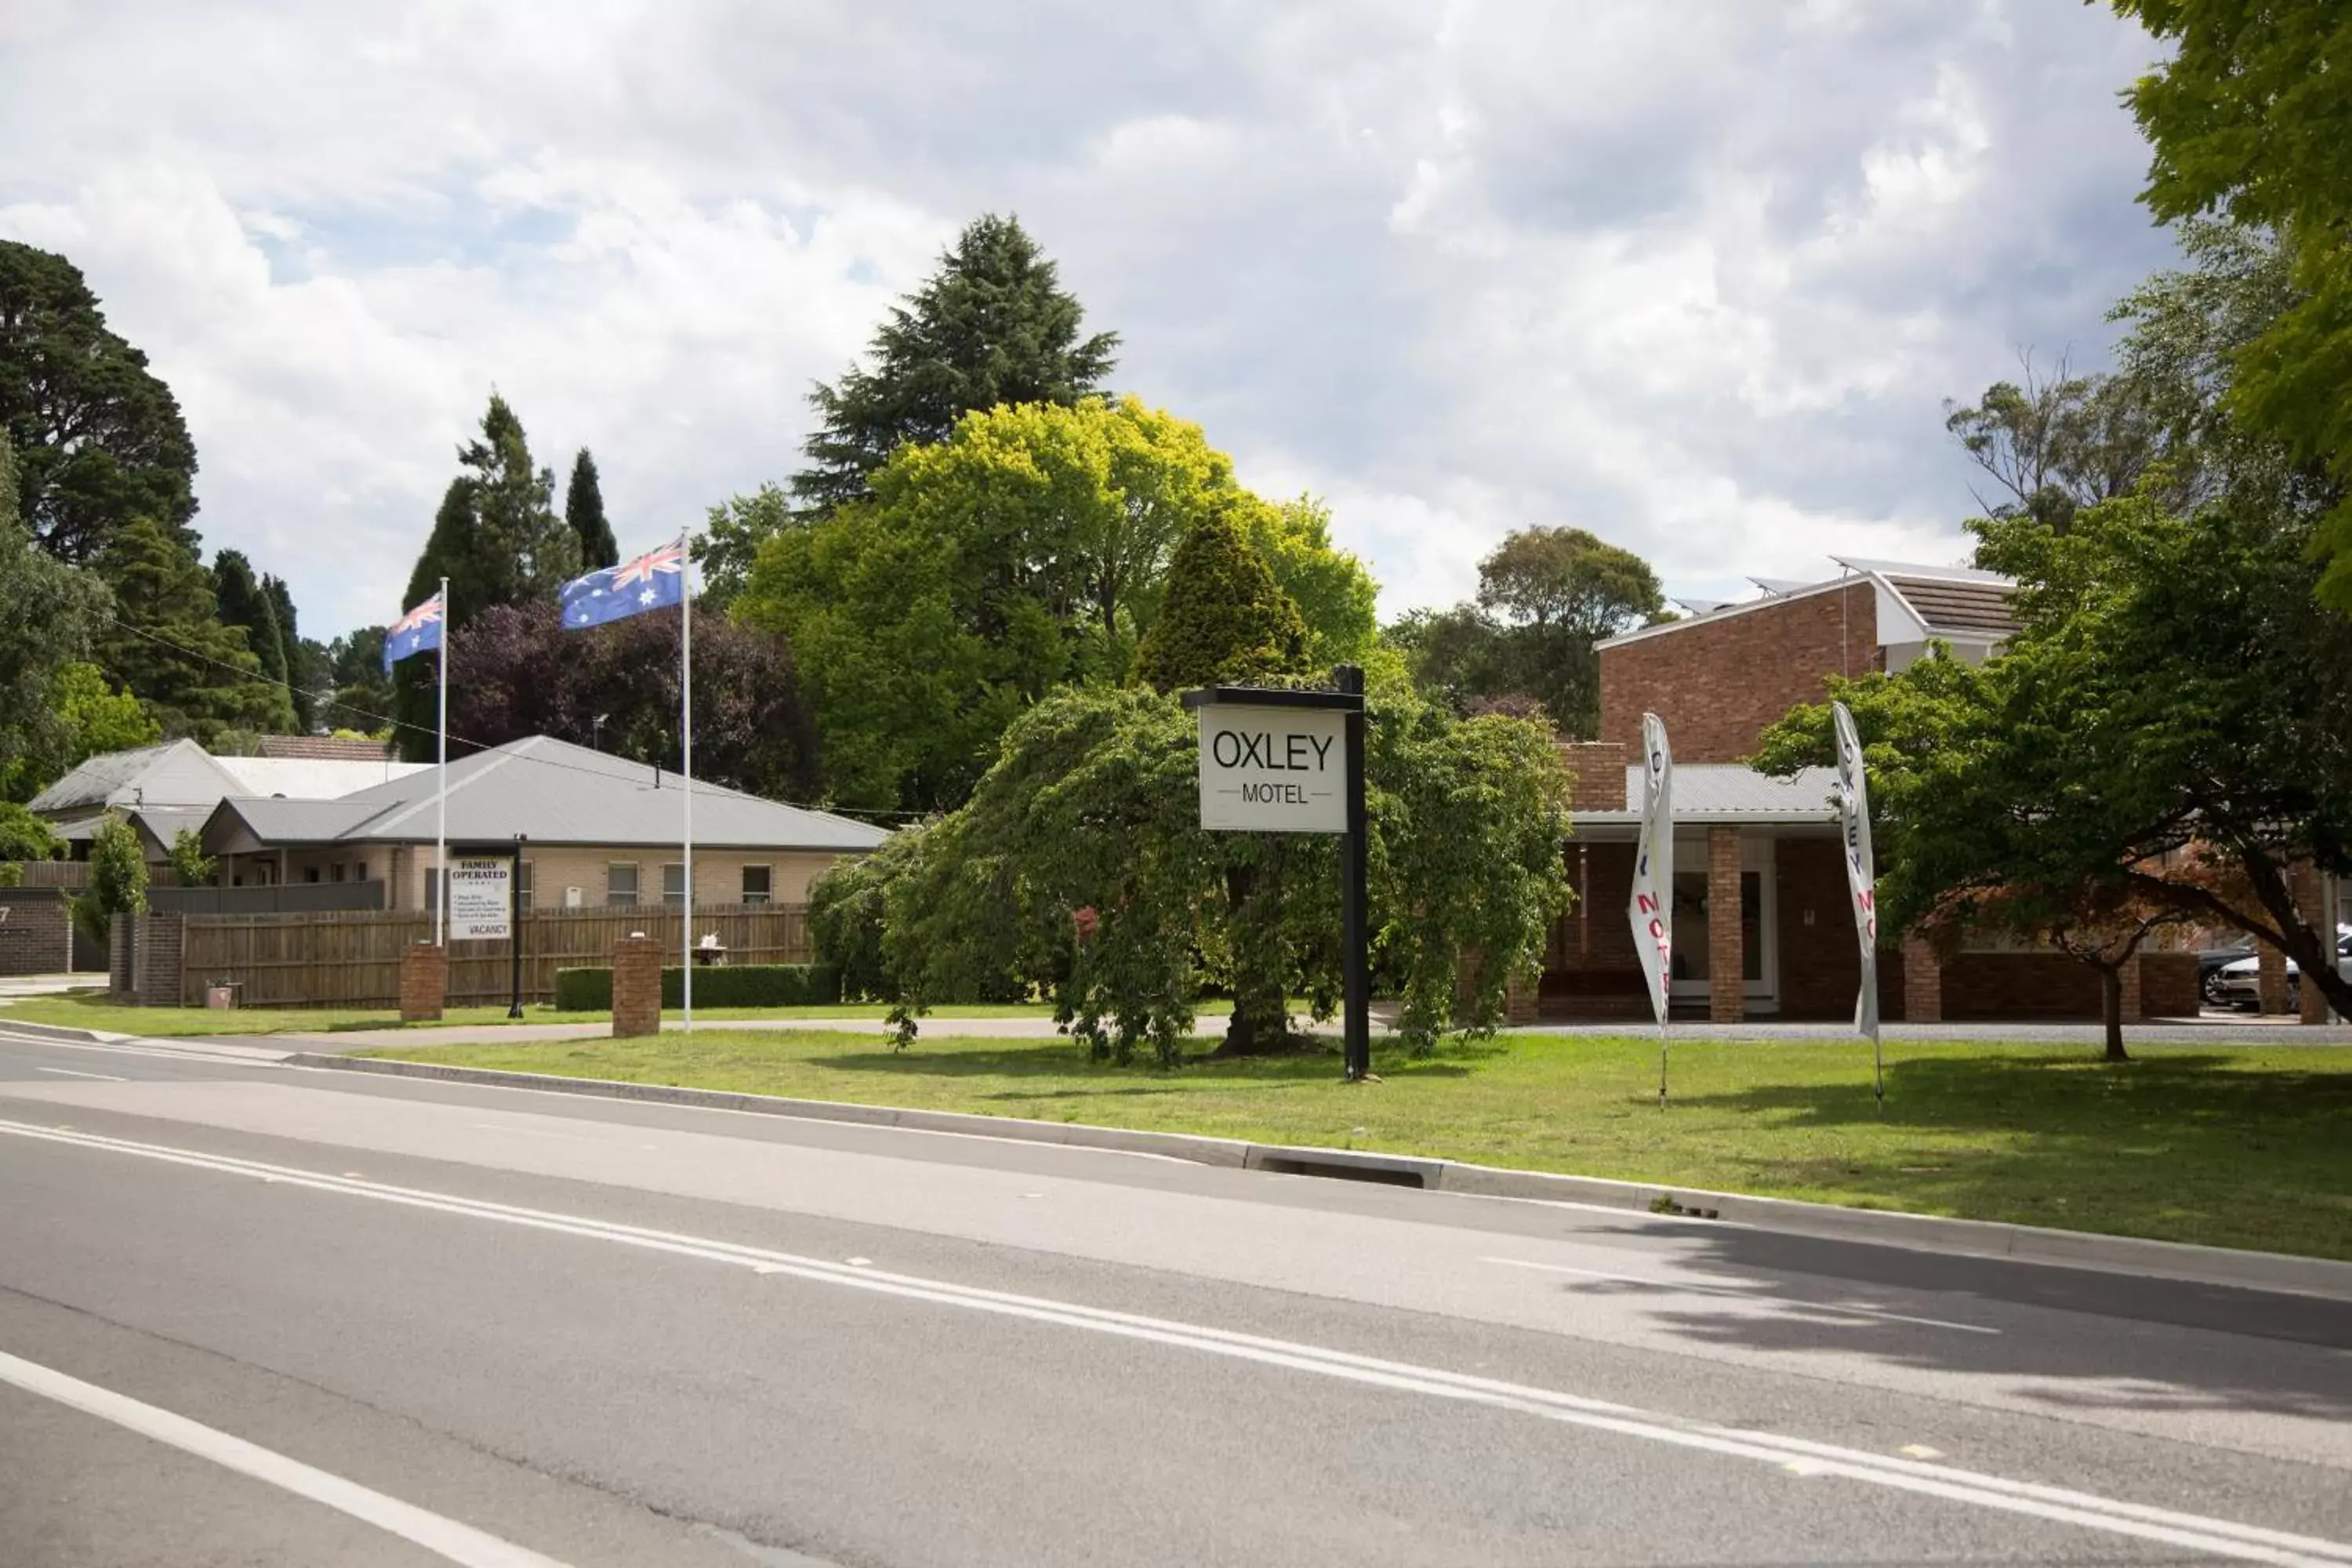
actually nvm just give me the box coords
[817,684,1571,1062]
[395,394,578,758]
[564,447,618,570]
[2109,0,2352,608]
[0,430,113,798]
[211,549,289,688]
[1134,506,1307,695]
[1943,354,2161,534]
[742,397,1369,810]
[97,516,293,742]
[793,214,1118,512]
[694,481,791,612]
[0,241,200,563]
[322,626,393,734]
[0,661,160,800]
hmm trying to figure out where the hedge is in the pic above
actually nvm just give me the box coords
[552,963,842,1012]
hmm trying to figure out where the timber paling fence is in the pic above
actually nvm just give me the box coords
[179,905,813,1008]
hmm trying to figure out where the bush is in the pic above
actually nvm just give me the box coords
[553,964,843,1012]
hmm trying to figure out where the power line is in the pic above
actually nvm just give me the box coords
[12,562,931,825]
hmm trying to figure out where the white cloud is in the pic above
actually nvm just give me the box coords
[0,0,2173,641]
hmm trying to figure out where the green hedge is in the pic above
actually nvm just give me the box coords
[552,964,841,1012]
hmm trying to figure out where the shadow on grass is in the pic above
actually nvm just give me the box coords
[807,1040,1475,1086]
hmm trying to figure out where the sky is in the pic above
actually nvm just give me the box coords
[0,0,2176,642]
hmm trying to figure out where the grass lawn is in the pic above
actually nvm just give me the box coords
[365,1028,2352,1261]
[0,989,1087,1037]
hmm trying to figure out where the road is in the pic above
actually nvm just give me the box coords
[1,1024,2347,1567]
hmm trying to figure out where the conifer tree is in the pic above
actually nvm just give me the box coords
[565,448,618,570]
[1136,509,1309,695]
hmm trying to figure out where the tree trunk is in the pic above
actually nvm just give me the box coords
[2236,851,2352,1019]
[2099,964,2129,1063]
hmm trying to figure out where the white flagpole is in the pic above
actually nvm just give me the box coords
[681,539,694,1037]
[434,575,448,949]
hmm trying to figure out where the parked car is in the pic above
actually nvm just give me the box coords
[2196,944,2255,1007]
[2209,928,2352,1011]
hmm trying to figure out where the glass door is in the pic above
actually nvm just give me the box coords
[1667,835,1779,1010]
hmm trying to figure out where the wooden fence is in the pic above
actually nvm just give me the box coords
[178,904,813,1008]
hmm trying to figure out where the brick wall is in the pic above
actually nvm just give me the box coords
[612,935,662,1036]
[400,944,447,1022]
[1556,742,1628,811]
[0,891,74,977]
[1940,950,2199,1022]
[1707,827,1744,1022]
[1599,582,1878,761]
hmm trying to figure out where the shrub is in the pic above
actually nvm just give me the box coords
[553,964,842,1012]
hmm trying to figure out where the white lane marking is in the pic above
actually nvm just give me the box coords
[1483,1255,2000,1335]
[4,1119,2347,1568]
[34,1066,129,1082]
[0,1348,569,1568]
[0,1033,290,1068]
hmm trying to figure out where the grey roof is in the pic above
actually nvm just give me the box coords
[27,739,242,815]
[1576,764,1840,825]
[215,755,430,800]
[128,805,214,853]
[202,735,890,853]
[1880,574,2018,639]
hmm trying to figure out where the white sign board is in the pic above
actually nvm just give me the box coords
[1196,706,1348,833]
[447,855,513,940]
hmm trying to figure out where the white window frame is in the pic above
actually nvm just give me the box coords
[741,864,772,906]
[662,862,686,906]
[607,862,639,907]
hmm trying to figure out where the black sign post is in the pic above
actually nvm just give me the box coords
[508,834,528,1019]
[1181,666,1370,1081]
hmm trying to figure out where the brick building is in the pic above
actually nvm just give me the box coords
[1534,559,2198,1023]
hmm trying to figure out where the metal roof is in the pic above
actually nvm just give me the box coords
[203,735,891,852]
[1574,764,1839,825]
[214,756,430,800]
[27,739,242,815]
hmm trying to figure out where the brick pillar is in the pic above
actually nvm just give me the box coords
[400,943,446,1022]
[2257,944,2288,1016]
[612,934,662,1038]
[1503,969,1540,1026]
[1707,826,1744,1023]
[1902,936,1943,1023]
[2119,954,2143,1024]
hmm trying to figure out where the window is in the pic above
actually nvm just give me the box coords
[304,866,321,884]
[662,863,686,906]
[741,865,772,906]
[354,862,366,882]
[330,862,345,883]
[608,863,638,907]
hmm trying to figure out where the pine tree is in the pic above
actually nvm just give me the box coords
[565,448,618,569]
[98,517,292,742]
[793,213,1119,511]
[1135,508,1309,695]
[211,549,289,688]
[262,573,318,731]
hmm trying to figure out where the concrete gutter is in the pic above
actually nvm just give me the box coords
[289,1052,2352,1303]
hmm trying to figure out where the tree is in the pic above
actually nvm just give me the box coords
[395,395,579,760]
[793,214,1118,512]
[321,626,393,733]
[265,576,321,732]
[211,550,289,688]
[71,811,148,949]
[96,516,294,743]
[833,684,1571,1062]
[0,241,200,563]
[1385,605,1516,713]
[565,448,618,571]
[1135,506,1307,695]
[2107,0,2352,609]
[445,600,819,800]
[0,430,114,800]
[165,826,216,887]
[694,481,791,612]
[1943,353,2161,534]
[0,801,63,862]
[1238,497,1380,668]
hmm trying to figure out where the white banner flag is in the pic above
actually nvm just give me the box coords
[1628,712,1674,1027]
[1831,702,1881,1046]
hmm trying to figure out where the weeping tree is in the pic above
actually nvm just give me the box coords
[814,684,1572,1064]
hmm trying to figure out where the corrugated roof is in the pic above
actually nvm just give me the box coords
[205,735,890,852]
[215,756,430,800]
[1882,575,2018,637]
[27,739,242,815]
[1574,764,1838,824]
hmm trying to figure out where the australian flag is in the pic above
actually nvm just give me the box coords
[383,590,445,673]
[561,535,687,630]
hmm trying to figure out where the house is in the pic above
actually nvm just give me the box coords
[196,734,888,908]
[26,739,427,863]
[1531,558,2200,1024]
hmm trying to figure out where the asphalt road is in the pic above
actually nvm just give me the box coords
[2,1025,2347,1567]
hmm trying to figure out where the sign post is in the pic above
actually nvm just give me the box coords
[1181,669,1370,1080]
[507,833,528,1019]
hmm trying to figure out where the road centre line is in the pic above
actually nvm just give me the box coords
[33,1066,129,1082]
[1481,1255,2001,1335]
[0,1347,569,1568]
[2,1117,2346,1568]
[0,1032,291,1068]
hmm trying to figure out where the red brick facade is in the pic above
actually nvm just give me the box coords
[399,943,447,1022]
[612,935,662,1037]
[1556,742,1628,811]
[1599,583,1878,762]
[0,890,74,977]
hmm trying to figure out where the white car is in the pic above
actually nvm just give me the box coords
[2210,927,2352,1011]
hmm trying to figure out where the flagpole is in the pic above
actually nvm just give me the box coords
[681,539,693,1037]
[435,575,448,949]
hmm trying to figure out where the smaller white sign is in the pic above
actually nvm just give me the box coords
[448,855,514,940]
[1197,706,1348,834]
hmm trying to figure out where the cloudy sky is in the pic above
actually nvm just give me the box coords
[0,0,2174,641]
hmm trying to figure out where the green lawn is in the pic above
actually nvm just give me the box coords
[365,1028,2352,1261]
[0,990,1079,1037]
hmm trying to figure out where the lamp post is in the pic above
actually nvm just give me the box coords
[508,833,528,1018]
